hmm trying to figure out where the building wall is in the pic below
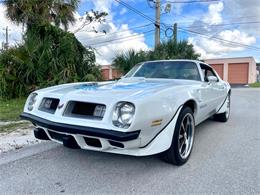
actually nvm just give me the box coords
[101,69,109,80]
[101,65,122,80]
[205,57,257,84]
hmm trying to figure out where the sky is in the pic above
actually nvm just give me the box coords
[0,0,260,64]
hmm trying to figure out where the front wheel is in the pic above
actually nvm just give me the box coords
[160,107,195,166]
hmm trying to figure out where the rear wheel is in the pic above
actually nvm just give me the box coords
[213,94,230,122]
[160,107,195,166]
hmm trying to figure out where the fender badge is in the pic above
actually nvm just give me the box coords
[58,103,64,109]
[151,119,163,127]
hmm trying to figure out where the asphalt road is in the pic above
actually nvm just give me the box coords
[0,88,259,194]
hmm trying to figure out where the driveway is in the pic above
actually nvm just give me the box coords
[0,88,259,194]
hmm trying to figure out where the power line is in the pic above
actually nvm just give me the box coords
[185,21,260,29]
[180,27,260,50]
[75,23,153,43]
[75,23,152,44]
[179,27,260,51]
[115,0,163,49]
[77,23,152,33]
[169,15,260,27]
[147,0,155,8]
[89,30,154,48]
[225,15,260,22]
[87,29,154,47]
[166,0,219,3]
[115,0,156,24]
[94,32,155,48]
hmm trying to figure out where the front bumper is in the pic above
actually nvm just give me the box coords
[20,112,140,142]
[20,104,182,156]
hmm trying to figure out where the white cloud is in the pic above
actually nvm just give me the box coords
[219,30,256,45]
[69,15,149,64]
[88,0,115,13]
[0,2,149,65]
[70,0,149,65]
[203,2,223,25]
[0,4,23,48]
[188,37,217,59]
[187,1,258,59]
[189,30,256,59]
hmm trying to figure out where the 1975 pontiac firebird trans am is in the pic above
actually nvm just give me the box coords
[21,60,231,165]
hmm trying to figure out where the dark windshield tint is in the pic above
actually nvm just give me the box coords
[125,61,201,81]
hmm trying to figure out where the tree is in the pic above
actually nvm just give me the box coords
[112,50,147,74]
[0,24,102,98]
[4,0,79,30]
[4,0,107,31]
[5,0,79,29]
[150,40,200,60]
[112,40,200,74]
[0,1,107,98]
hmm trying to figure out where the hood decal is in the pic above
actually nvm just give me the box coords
[74,81,166,91]
[74,83,99,91]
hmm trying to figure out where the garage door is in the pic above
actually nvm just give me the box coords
[101,69,109,80]
[228,63,249,84]
[211,64,224,79]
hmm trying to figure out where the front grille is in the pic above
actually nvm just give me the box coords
[109,140,124,148]
[63,101,106,120]
[48,130,64,142]
[39,98,60,114]
[84,137,102,148]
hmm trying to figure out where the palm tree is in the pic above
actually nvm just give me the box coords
[112,40,201,74]
[4,0,79,30]
[113,50,147,74]
[149,40,200,60]
[52,0,79,31]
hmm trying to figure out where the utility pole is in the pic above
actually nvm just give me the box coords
[154,0,160,48]
[4,26,9,50]
[1,42,4,52]
[173,23,177,43]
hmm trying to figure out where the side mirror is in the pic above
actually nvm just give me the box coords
[207,76,218,83]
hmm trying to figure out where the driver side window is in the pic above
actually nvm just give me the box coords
[200,64,218,82]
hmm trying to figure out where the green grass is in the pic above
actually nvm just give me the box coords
[0,98,27,121]
[0,122,31,133]
[249,82,260,88]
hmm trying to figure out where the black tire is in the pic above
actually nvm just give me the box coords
[213,94,230,122]
[160,106,195,166]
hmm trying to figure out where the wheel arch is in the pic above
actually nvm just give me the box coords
[228,89,231,95]
[183,99,197,115]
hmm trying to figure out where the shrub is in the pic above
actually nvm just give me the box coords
[0,24,101,99]
[249,82,260,88]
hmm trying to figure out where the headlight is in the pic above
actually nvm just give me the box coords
[27,93,38,111]
[112,102,135,128]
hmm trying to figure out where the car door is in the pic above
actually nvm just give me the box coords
[204,65,226,111]
[198,64,225,120]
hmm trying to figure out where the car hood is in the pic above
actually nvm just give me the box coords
[42,77,199,100]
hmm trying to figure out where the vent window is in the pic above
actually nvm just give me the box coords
[39,98,60,114]
[64,101,106,120]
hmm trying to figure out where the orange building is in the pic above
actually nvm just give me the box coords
[205,57,257,84]
[101,65,122,80]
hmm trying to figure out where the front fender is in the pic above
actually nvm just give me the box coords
[128,87,197,147]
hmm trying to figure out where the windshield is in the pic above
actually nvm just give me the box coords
[125,61,201,81]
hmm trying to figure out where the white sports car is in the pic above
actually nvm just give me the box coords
[21,60,231,165]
